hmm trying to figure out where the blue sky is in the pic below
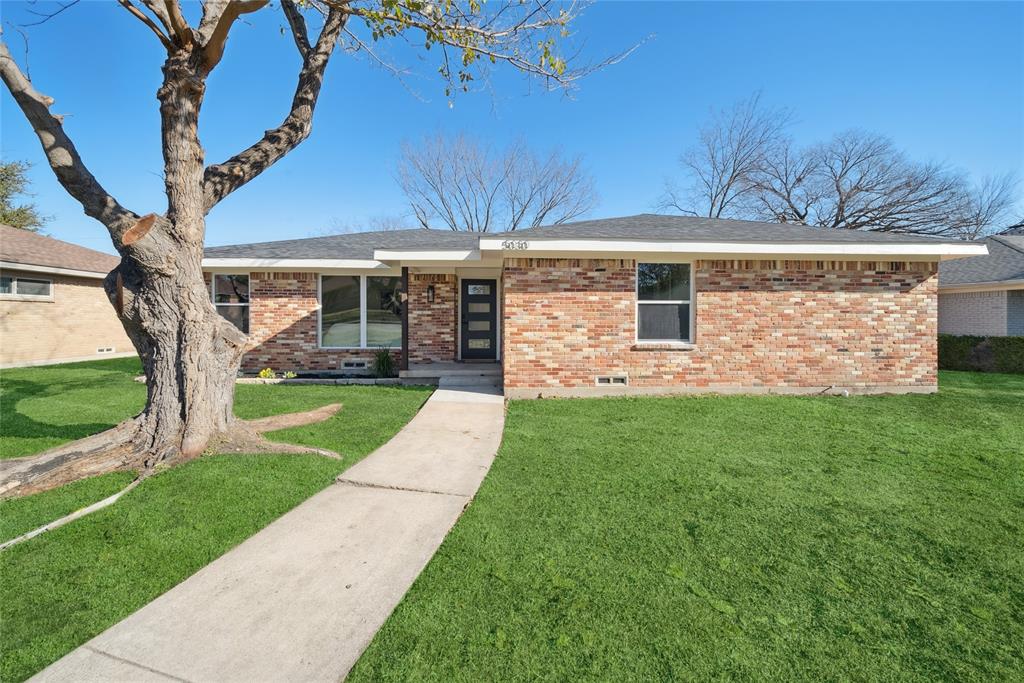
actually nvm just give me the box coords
[2,1,1022,254]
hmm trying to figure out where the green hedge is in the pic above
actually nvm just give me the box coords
[938,335,1024,374]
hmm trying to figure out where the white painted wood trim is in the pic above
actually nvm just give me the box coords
[0,260,108,279]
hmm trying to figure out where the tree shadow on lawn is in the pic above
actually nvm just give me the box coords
[0,377,128,453]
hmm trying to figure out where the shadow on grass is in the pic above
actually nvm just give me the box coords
[0,377,126,449]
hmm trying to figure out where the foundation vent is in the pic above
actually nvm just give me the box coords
[595,375,628,386]
[96,347,115,354]
[342,360,368,369]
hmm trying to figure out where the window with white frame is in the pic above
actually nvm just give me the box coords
[0,274,53,299]
[320,274,402,349]
[637,263,692,343]
[211,274,249,333]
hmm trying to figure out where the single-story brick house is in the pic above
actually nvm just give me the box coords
[938,227,1024,336]
[1,224,134,368]
[203,214,985,397]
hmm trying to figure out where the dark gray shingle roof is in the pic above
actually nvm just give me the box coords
[204,214,969,260]
[939,235,1024,286]
[497,214,967,244]
[204,228,479,260]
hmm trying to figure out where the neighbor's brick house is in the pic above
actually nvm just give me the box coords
[202,214,985,397]
[1,224,133,368]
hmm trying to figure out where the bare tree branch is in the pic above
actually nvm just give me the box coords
[201,7,346,211]
[659,93,791,218]
[281,0,312,58]
[950,173,1019,239]
[0,38,136,238]
[116,0,174,51]
[398,133,596,231]
[197,0,268,74]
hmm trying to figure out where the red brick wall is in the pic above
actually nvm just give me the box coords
[407,273,457,363]
[502,258,938,394]
[243,272,396,372]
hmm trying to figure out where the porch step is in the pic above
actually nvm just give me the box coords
[399,362,502,380]
[437,376,503,390]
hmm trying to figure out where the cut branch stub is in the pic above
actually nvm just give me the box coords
[122,213,157,245]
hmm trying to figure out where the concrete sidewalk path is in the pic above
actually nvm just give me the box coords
[33,384,504,683]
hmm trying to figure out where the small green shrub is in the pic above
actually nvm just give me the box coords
[372,347,396,378]
[257,367,276,379]
[282,371,298,379]
[938,334,1024,374]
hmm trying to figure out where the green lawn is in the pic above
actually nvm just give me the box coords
[351,371,1024,682]
[0,358,431,682]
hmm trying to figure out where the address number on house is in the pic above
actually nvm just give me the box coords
[501,240,530,250]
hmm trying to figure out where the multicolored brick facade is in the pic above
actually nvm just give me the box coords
[502,258,938,396]
[227,258,939,394]
[407,273,457,363]
[243,272,393,372]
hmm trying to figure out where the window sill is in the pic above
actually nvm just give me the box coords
[0,294,54,303]
[631,342,697,351]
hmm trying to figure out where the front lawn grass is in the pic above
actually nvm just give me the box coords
[351,371,1024,681]
[0,359,432,682]
[0,357,147,458]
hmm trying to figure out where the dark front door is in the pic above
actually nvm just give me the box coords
[460,279,498,360]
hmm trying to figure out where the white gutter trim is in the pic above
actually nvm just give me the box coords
[477,238,988,258]
[373,249,482,262]
[0,260,109,280]
[202,257,389,270]
[938,279,1024,293]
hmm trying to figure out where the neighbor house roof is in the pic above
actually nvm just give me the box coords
[0,224,120,278]
[939,234,1024,290]
[203,214,986,268]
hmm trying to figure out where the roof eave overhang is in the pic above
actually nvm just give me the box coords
[372,249,486,265]
[0,260,109,280]
[202,257,392,271]
[478,238,989,260]
[938,278,1024,293]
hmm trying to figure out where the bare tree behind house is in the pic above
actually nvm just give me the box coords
[659,93,791,218]
[950,173,1019,239]
[0,0,618,496]
[398,133,597,231]
[666,95,1021,237]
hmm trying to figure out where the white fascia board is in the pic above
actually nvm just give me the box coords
[373,249,482,262]
[202,258,390,270]
[938,279,1024,293]
[0,260,108,279]
[477,238,988,258]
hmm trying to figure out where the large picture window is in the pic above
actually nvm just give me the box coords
[637,263,692,343]
[320,275,402,348]
[211,274,249,333]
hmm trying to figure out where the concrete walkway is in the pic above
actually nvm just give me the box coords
[33,382,504,683]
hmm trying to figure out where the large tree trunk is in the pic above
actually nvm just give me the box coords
[112,238,247,466]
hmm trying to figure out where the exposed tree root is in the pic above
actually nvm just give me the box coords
[0,403,345,499]
[0,477,144,552]
[0,420,144,499]
[245,403,342,433]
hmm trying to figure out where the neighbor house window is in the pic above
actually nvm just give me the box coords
[0,275,53,300]
[211,274,249,333]
[637,263,692,343]
[320,275,402,348]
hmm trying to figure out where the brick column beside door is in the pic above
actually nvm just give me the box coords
[407,274,457,363]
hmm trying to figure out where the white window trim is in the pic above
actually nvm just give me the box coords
[1,275,54,301]
[318,274,403,350]
[210,273,251,333]
[635,262,695,344]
